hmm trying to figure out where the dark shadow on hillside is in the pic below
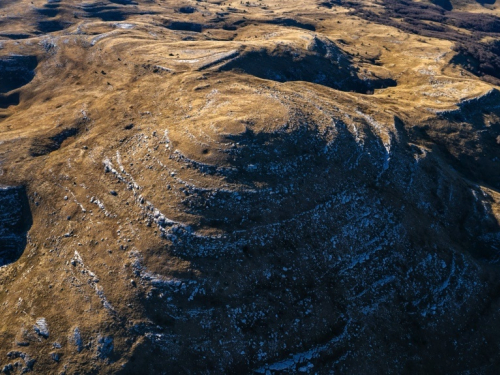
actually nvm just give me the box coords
[0,186,32,267]
[30,127,81,157]
[265,18,316,31]
[118,116,500,375]
[430,0,453,11]
[36,4,59,18]
[109,0,138,5]
[450,39,500,82]
[418,89,500,190]
[96,11,126,21]
[219,43,396,94]
[0,33,31,39]
[0,55,37,94]
[165,21,203,32]
[80,3,156,21]
[178,120,392,233]
[37,20,70,33]
[81,3,128,21]
[178,6,196,13]
[29,115,90,157]
[0,93,19,108]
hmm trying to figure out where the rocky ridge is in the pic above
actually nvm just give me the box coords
[0,0,499,374]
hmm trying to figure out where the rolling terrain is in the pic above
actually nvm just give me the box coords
[1,0,500,373]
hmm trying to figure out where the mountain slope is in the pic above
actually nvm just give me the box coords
[0,0,500,373]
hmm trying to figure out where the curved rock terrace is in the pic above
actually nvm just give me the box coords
[0,0,500,373]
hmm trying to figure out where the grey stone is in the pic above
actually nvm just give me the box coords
[33,318,49,338]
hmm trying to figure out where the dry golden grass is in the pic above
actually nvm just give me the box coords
[0,0,499,373]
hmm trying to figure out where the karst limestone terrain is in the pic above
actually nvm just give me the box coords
[1,0,500,373]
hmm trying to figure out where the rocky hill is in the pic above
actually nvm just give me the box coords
[0,0,500,373]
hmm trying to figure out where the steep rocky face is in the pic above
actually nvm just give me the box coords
[0,0,500,374]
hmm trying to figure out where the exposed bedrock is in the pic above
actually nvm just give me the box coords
[117,109,500,374]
